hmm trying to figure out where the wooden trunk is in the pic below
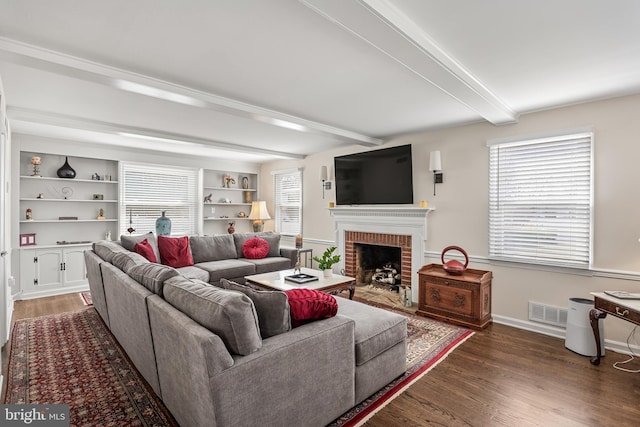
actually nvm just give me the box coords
[417,263,492,329]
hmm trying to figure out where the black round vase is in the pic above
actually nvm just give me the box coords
[57,156,76,179]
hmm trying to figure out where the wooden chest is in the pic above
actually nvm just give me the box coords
[417,264,492,329]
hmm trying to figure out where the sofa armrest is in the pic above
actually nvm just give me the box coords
[279,246,298,267]
[211,315,356,427]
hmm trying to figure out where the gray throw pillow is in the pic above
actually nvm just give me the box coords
[189,235,237,263]
[120,232,161,263]
[219,279,291,338]
[164,277,262,356]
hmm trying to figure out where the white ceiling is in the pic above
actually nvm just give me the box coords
[1,0,639,162]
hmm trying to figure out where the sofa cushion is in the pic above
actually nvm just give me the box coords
[285,288,338,327]
[233,232,281,258]
[219,279,291,338]
[242,237,270,259]
[121,232,161,263]
[336,297,407,366]
[177,265,210,282]
[158,235,194,268]
[93,240,127,263]
[240,257,292,274]
[194,259,256,284]
[164,276,262,355]
[111,251,149,272]
[134,239,158,263]
[189,235,237,263]
[126,262,179,296]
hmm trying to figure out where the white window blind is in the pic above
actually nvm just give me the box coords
[119,162,200,236]
[488,132,593,269]
[273,169,302,236]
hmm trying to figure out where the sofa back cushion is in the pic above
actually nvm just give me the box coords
[121,232,161,263]
[233,232,281,258]
[163,277,262,355]
[219,279,291,338]
[126,263,179,296]
[189,234,237,263]
[158,236,194,268]
[111,251,149,273]
[93,240,127,263]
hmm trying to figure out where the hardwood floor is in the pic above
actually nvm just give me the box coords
[3,292,640,426]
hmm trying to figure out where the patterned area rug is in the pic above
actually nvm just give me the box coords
[3,308,178,426]
[328,299,474,427]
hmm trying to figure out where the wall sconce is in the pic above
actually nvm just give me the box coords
[429,151,443,196]
[320,165,332,199]
[249,201,271,232]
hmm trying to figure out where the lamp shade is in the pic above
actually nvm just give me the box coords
[320,165,328,181]
[429,151,442,172]
[249,201,271,220]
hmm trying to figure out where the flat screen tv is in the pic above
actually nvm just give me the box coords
[334,144,413,205]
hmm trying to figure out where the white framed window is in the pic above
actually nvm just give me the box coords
[272,168,302,236]
[488,130,593,269]
[119,162,201,236]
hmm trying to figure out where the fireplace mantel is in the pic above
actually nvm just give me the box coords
[330,206,434,303]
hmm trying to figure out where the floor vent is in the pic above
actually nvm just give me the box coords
[528,301,568,327]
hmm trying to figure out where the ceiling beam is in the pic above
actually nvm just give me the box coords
[0,38,383,147]
[301,0,518,126]
[9,106,306,160]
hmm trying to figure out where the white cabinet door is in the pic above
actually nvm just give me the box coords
[35,249,63,288]
[62,247,87,287]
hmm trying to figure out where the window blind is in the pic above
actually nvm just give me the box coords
[488,132,593,268]
[273,169,302,236]
[119,162,200,236]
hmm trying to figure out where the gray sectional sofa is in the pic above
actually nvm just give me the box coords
[85,233,407,427]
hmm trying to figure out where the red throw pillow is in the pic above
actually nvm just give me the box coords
[285,288,338,327]
[242,237,270,259]
[133,238,158,263]
[157,236,194,268]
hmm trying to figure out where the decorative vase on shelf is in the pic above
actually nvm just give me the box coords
[155,211,172,236]
[228,222,235,234]
[56,156,76,179]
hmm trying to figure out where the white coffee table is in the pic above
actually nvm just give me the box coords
[245,267,355,299]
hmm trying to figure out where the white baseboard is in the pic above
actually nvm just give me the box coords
[17,284,90,300]
[493,314,640,356]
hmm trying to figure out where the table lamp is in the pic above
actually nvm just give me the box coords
[249,201,270,232]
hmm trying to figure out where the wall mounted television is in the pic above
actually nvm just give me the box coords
[334,144,414,205]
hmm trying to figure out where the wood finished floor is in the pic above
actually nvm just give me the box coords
[3,290,640,426]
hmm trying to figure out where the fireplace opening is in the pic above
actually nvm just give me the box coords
[355,243,402,291]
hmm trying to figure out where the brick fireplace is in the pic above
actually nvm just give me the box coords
[345,231,412,287]
[331,206,433,303]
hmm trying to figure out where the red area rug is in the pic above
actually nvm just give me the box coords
[3,308,178,426]
[3,302,472,427]
[328,302,474,426]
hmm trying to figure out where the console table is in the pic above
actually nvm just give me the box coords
[589,292,640,365]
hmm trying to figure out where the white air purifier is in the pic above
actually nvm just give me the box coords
[565,298,604,357]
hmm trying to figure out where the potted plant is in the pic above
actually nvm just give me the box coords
[313,246,341,278]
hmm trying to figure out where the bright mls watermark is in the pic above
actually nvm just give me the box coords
[1,405,69,426]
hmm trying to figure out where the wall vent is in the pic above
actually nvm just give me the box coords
[528,301,568,327]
